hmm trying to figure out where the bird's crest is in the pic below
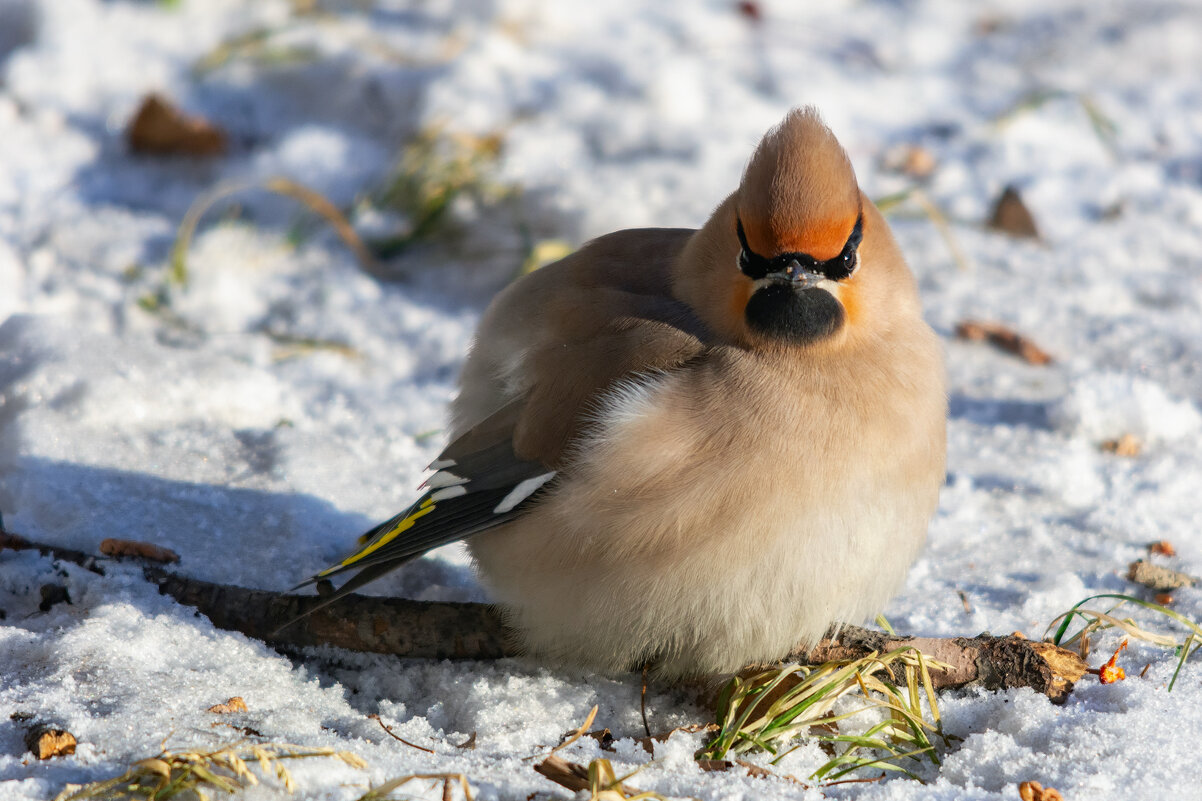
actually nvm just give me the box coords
[737,108,861,262]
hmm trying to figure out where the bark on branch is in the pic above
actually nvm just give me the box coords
[1,532,1087,700]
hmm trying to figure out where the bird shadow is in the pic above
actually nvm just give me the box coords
[0,457,478,597]
[948,393,1052,429]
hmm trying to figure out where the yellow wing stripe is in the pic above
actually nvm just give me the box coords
[319,498,437,575]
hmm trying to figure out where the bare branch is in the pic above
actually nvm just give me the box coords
[1,532,1087,699]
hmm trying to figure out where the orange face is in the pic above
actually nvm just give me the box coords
[740,212,860,263]
[838,278,861,327]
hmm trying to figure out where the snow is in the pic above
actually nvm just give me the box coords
[2,0,1202,799]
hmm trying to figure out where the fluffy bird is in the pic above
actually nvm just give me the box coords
[303,108,946,678]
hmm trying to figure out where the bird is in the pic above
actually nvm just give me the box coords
[299,107,946,679]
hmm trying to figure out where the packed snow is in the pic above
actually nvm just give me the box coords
[3,0,1202,799]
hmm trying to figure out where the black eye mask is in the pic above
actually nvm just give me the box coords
[735,213,863,282]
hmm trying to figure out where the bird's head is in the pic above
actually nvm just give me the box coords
[675,108,919,351]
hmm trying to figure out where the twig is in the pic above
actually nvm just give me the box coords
[955,319,1053,365]
[640,666,652,738]
[2,532,1087,700]
[368,715,435,754]
[792,628,1086,702]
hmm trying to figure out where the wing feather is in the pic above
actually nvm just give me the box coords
[295,411,554,594]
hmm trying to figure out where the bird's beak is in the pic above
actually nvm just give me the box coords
[766,259,824,289]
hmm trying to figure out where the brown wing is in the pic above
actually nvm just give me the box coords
[298,228,708,599]
[453,227,709,467]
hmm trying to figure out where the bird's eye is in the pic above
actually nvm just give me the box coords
[826,214,863,280]
[821,244,857,281]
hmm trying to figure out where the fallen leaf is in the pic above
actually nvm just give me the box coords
[533,755,643,797]
[988,185,1041,239]
[954,320,1053,365]
[1019,780,1064,801]
[974,15,1010,36]
[735,1,762,22]
[1149,540,1177,557]
[206,697,248,714]
[127,93,227,157]
[100,538,180,563]
[881,144,937,178]
[25,725,76,760]
[1101,433,1141,457]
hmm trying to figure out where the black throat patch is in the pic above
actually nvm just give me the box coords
[745,284,845,344]
[736,211,861,343]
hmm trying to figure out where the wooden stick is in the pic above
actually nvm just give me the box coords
[793,628,1085,702]
[532,755,594,794]
[1,532,1087,699]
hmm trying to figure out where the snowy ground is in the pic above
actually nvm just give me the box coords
[3,0,1202,798]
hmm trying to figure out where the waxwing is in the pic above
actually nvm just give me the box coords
[299,107,946,678]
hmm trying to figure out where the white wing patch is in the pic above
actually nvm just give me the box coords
[493,471,557,514]
[426,470,468,488]
[431,485,468,501]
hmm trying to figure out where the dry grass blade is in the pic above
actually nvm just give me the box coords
[700,648,950,783]
[519,705,598,763]
[1046,593,1202,689]
[356,773,474,801]
[169,176,382,288]
[587,759,664,800]
[369,126,507,259]
[52,742,367,801]
[1170,635,1200,691]
[267,331,361,362]
[993,88,1121,160]
[909,188,971,270]
[873,187,971,271]
[193,24,319,75]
